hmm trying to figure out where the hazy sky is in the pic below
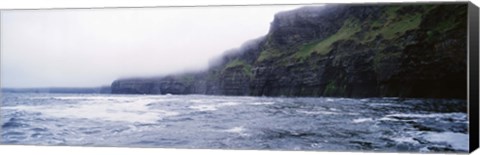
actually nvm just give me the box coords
[1,5,310,88]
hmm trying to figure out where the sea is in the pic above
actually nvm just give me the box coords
[0,93,469,152]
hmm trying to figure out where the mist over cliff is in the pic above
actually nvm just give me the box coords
[111,3,467,99]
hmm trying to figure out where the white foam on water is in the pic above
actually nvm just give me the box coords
[369,103,409,107]
[4,97,179,123]
[189,104,218,111]
[381,113,467,123]
[51,95,179,103]
[352,118,374,123]
[222,102,240,106]
[296,110,338,115]
[378,117,397,121]
[224,126,246,133]
[189,99,208,103]
[189,102,241,111]
[222,126,249,136]
[386,113,466,119]
[422,132,469,151]
[329,108,339,111]
[247,102,275,105]
[53,96,131,101]
[325,98,335,102]
[344,112,360,116]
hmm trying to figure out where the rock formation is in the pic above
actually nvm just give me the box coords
[112,4,468,99]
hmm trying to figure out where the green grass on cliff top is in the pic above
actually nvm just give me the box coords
[256,5,437,64]
[379,12,422,39]
[364,5,432,41]
[293,5,428,61]
[293,18,361,60]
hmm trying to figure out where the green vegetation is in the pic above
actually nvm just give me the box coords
[242,64,253,78]
[380,13,422,39]
[371,19,384,28]
[293,18,361,60]
[206,69,220,81]
[179,75,195,85]
[257,49,282,62]
[259,5,441,64]
[225,59,247,69]
[421,4,437,12]
[224,59,253,78]
[385,6,402,19]
[362,7,423,41]
[432,17,458,33]
[294,41,323,60]
[226,5,448,78]
[425,18,458,41]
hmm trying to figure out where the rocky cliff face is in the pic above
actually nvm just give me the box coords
[111,3,468,99]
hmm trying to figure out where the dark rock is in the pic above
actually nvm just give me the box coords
[111,4,467,99]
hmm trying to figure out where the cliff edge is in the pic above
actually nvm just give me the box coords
[112,4,468,99]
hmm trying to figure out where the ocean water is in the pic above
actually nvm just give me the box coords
[0,93,469,152]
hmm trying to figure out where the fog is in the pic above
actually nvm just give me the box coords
[1,5,307,88]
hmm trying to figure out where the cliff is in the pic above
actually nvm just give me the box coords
[2,86,111,94]
[111,3,468,99]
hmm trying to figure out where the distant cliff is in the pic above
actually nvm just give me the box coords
[2,86,111,94]
[112,4,468,99]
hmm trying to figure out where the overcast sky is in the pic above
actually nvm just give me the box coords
[1,5,312,88]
